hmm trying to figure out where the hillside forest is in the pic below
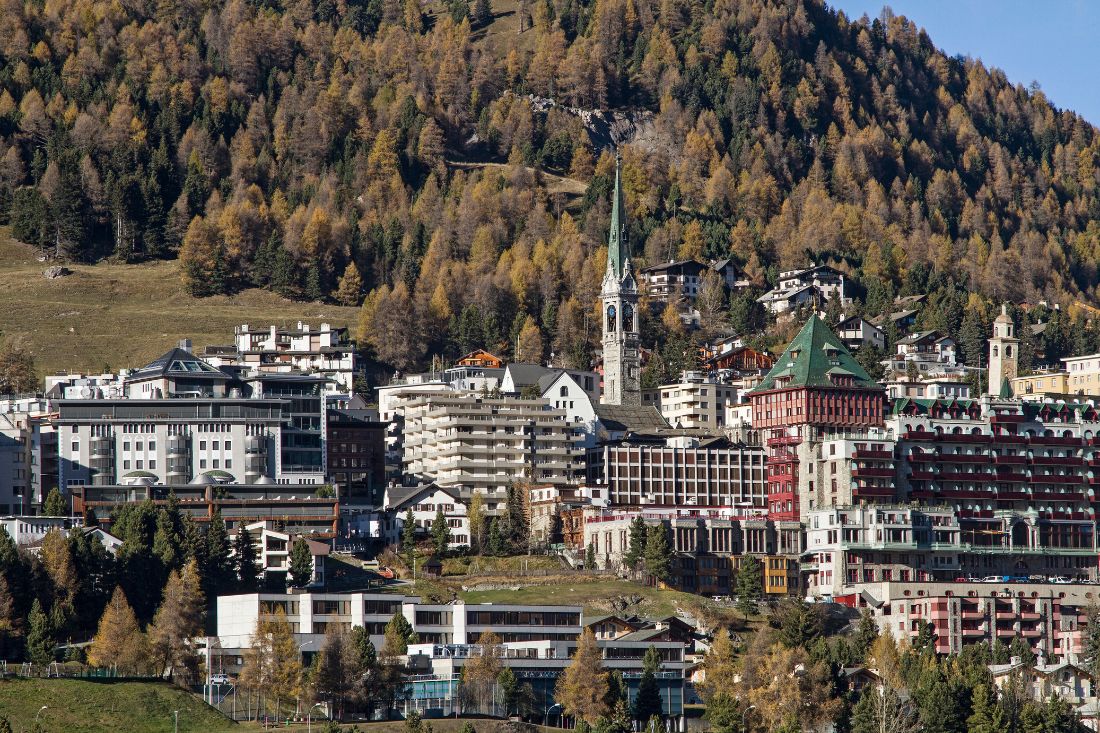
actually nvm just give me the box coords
[3,0,1100,378]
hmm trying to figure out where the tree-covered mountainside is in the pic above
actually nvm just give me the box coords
[2,0,1099,375]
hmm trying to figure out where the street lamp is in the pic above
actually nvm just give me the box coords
[307,702,324,733]
[295,641,313,715]
[544,702,562,728]
[741,704,755,733]
[173,709,179,733]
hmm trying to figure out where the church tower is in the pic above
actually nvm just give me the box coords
[988,304,1019,397]
[601,153,640,406]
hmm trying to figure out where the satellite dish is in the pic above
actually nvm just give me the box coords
[80,386,92,398]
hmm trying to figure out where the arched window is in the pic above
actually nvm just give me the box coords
[623,303,635,332]
[606,305,617,332]
[1005,345,1012,357]
[992,345,999,358]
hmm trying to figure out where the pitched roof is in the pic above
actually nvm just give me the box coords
[385,483,462,511]
[504,363,554,389]
[752,315,880,392]
[593,404,670,433]
[639,259,707,275]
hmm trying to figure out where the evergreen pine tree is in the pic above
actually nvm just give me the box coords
[401,509,417,567]
[488,517,505,556]
[43,487,66,516]
[644,525,671,582]
[205,510,233,595]
[430,507,449,556]
[623,517,647,572]
[26,598,54,666]
[632,646,663,722]
[288,537,314,588]
[585,542,596,570]
[234,526,261,590]
[472,0,492,26]
[734,555,761,617]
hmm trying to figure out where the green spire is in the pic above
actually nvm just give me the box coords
[607,151,627,279]
[998,376,1013,398]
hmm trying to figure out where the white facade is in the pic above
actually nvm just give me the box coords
[541,372,599,447]
[836,316,885,351]
[217,323,356,394]
[383,484,471,549]
[231,521,328,586]
[642,372,739,431]
[399,393,583,493]
[0,515,80,546]
[758,265,847,315]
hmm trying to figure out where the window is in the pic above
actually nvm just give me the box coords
[200,441,207,450]
[213,459,220,469]
[213,441,219,451]
[71,441,78,453]
[225,459,232,469]
[149,460,157,470]
[123,460,130,470]
[149,441,156,451]
[224,441,231,451]
[123,441,131,451]
[136,460,143,469]
[136,441,143,451]
[199,459,207,469]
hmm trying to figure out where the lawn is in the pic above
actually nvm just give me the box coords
[0,678,238,732]
[0,229,358,376]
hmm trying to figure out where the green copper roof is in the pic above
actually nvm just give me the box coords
[753,315,880,392]
[607,152,628,279]
[998,377,1013,398]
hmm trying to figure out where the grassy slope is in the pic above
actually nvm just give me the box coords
[0,229,359,376]
[0,678,237,732]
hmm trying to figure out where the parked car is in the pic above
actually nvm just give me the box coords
[1048,576,1073,584]
[979,575,1007,583]
[211,673,232,685]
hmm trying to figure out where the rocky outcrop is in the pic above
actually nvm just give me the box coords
[43,266,72,279]
[521,93,660,152]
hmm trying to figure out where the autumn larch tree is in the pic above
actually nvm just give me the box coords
[87,586,149,675]
[148,559,205,683]
[555,629,609,724]
[462,631,503,714]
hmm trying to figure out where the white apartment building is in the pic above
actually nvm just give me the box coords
[231,520,329,587]
[0,404,57,514]
[0,515,80,546]
[57,346,327,488]
[642,372,740,431]
[204,323,357,393]
[399,394,584,493]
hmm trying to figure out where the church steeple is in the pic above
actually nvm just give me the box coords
[601,149,640,407]
[607,152,628,280]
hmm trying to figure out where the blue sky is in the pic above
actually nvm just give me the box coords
[829,0,1100,126]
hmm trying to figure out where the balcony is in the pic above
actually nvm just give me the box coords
[903,431,936,441]
[852,467,895,478]
[1030,435,1083,447]
[962,627,986,636]
[961,611,985,620]
[1030,456,1083,467]
[938,453,990,464]
[993,454,1027,465]
[909,470,937,480]
[854,450,893,460]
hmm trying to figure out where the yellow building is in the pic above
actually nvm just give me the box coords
[1013,353,1100,399]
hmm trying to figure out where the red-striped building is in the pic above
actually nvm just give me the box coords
[749,316,887,521]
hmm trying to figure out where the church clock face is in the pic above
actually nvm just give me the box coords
[606,305,617,331]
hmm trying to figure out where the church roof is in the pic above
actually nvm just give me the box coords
[752,315,880,392]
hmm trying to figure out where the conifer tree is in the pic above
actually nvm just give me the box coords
[87,586,149,674]
[644,525,671,582]
[149,560,205,682]
[623,517,647,572]
[43,487,66,516]
[430,508,450,556]
[632,646,663,722]
[401,509,417,568]
[382,612,417,657]
[555,629,609,724]
[234,526,262,590]
[205,510,233,596]
[26,598,53,666]
[734,555,762,618]
[288,537,314,588]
